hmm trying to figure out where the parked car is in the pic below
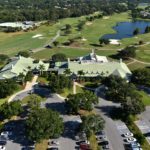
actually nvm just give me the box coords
[96,130,105,138]
[97,136,107,142]
[126,137,137,143]
[48,147,59,150]
[50,140,59,145]
[0,146,6,150]
[1,131,12,139]
[77,140,90,145]
[102,144,110,150]
[80,143,91,150]
[123,132,133,138]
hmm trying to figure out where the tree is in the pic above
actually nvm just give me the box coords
[99,38,110,45]
[133,28,140,35]
[18,51,30,58]
[51,53,67,62]
[131,68,150,87]
[0,79,18,98]
[0,54,9,65]
[65,91,98,114]
[38,64,45,76]
[26,108,64,142]
[18,72,25,85]
[25,72,33,82]
[53,41,59,47]
[27,94,43,109]
[0,101,23,120]
[64,69,72,76]
[102,75,145,115]
[145,26,150,33]
[49,74,72,93]
[118,46,136,58]
[121,91,145,115]
[77,70,85,82]
[80,114,105,137]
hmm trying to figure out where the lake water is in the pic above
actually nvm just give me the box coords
[102,21,150,40]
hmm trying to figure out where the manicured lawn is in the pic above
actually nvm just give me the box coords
[127,62,149,71]
[32,47,118,59]
[136,50,150,62]
[60,85,84,98]
[21,94,46,104]
[37,77,49,84]
[35,140,48,150]
[139,91,150,106]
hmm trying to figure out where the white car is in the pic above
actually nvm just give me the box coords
[124,132,133,138]
[97,136,107,142]
[1,131,12,138]
[126,137,137,143]
[0,146,6,150]
[50,140,59,145]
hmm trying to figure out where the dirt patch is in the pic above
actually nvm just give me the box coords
[86,22,93,26]
[70,41,83,47]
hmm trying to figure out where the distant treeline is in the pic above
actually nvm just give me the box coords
[0,0,129,22]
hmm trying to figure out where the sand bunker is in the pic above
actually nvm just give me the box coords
[81,38,87,41]
[86,22,93,26]
[109,39,120,45]
[103,16,110,20]
[32,34,43,38]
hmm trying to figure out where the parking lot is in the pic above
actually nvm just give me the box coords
[2,120,35,150]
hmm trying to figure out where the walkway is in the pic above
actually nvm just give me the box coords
[129,57,150,65]
[8,75,38,102]
[32,30,60,53]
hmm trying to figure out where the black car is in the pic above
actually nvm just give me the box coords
[48,148,59,150]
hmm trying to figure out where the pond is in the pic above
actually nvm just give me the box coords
[102,21,150,40]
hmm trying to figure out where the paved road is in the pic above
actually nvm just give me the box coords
[95,86,125,150]
[10,86,78,150]
[32,30,60,53]
[41,94,78,150]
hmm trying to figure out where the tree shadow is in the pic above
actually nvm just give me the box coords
[90,43,101,47]
[4,120,34,149]
[45,102,66,115]
[95,105,121,119]
[62,120,80,140]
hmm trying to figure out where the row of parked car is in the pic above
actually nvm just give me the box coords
[96,130,110,150]
[123,132,143,150]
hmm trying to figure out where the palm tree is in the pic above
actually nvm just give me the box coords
[81,114,105,137]
[77,70,85,82]
[27,66,31,71]
[38,64,45,76]
[18,72,25,85]
[64,69,72,76]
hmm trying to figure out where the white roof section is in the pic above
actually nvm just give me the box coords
[78,50,108,63]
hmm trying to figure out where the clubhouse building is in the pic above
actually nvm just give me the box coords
[53,51,132,80]
[0,51,132,80]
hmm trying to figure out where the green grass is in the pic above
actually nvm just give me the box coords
[21,94,46,105]
[127,62,149,71]
[60,85,84,98]
[136,50,150,62]
[37,77,49,84]
[35,140,48,150]
[138,91,150,106]
[32,47,118,59]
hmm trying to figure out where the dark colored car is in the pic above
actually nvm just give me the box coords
[80,143,91,150]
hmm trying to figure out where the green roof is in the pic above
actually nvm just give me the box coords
[68,61,131,79]
[0,56,49,79]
